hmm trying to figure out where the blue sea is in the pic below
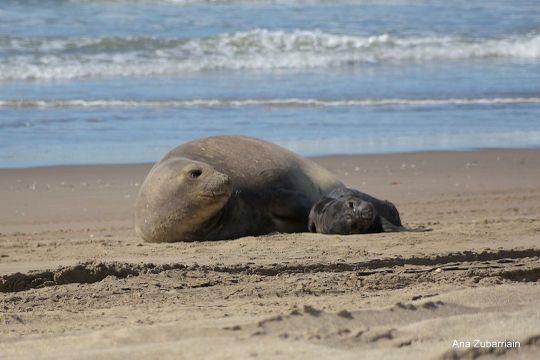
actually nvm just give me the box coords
[1,0,540,168]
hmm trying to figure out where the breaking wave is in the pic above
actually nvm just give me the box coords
[2,97,540,109]
[1,30,539,80]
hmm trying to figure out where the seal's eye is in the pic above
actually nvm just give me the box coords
[189,169,202,178]
[348,201,355,209]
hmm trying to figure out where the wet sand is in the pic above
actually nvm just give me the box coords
[1,149,539,359]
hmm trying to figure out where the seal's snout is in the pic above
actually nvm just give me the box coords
[349,200,374,221]
[359,205,373,220]
[349,201,373,219]
[215,172,231,188]
[202,171,232,198]
[222,173,231,185]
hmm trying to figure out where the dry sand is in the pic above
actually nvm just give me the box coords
[1,149,539,359]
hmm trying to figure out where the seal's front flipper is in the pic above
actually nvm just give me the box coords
[270,189,313,232]
[404,226,432,232]
[379,217,409,232]
[380,217,432,232]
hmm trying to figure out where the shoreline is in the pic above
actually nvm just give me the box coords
[1,146,539,170]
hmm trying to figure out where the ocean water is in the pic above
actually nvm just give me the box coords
[1,0,539,168]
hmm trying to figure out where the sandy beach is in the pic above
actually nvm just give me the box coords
[1,149,539,359]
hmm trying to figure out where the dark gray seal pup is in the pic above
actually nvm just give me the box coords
[135,135,344,242]
[308,187,419,234]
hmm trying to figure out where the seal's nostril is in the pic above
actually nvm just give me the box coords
[361,207,372,219]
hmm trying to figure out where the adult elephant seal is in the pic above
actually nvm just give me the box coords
[308,187,425,234]
[135,136,344,242]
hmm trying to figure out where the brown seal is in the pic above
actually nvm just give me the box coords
[135,135,343,242]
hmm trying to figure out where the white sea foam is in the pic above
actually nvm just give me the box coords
[69,0,423,5]
[2,97,540,109]
[1,30,539,80]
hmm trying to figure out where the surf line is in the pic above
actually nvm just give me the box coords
[2,97,540,109]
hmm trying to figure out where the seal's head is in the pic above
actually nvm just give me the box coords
[135,157,232,242]
[308,196,379,235]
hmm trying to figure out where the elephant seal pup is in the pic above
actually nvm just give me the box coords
[308,187,420,234]
[135,135,344,242]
